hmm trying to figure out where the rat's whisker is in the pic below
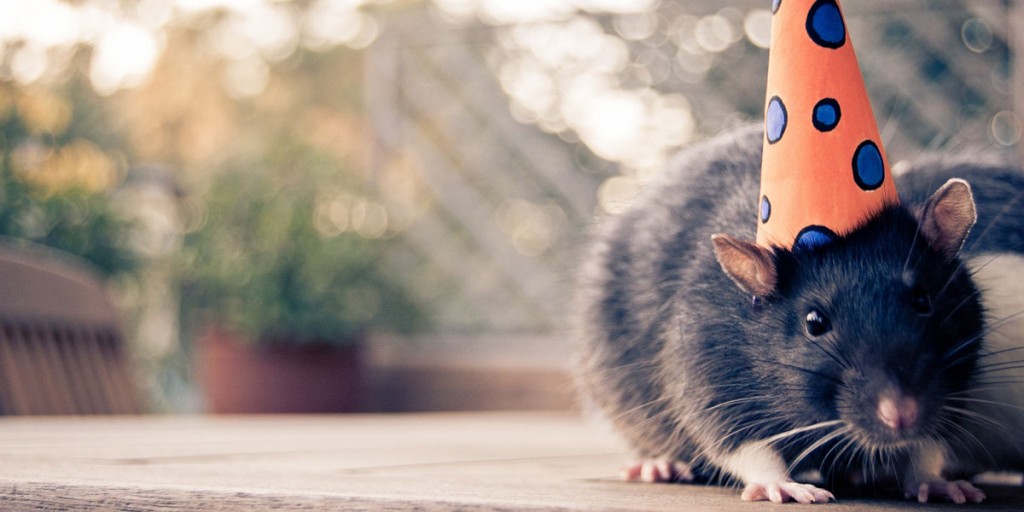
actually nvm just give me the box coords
[942,310,1024,367]
[977,344,1024,360]
[936,289,982,330]
[941,404,1023,437]
[946,396,1024,413]
[972,361,1024,375]
[966,239,1024,278]
[785,426,849,475]
[935,417,993,466]
[749,358,844,386]
[756,420,846,448]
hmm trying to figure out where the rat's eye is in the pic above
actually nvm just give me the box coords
[911,287,932,315]
[805,309,831,337]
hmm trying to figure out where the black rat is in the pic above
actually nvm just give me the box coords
[574,125,1024,504]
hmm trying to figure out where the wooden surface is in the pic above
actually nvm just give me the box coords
[0,413,1021,511]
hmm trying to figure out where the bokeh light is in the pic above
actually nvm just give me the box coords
[90,22,163,96]
[743,9,773,49]
[991,110,1022,147]
[961,18,993,54]
[0,0,386,97]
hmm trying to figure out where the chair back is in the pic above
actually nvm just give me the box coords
[0,245,140,414]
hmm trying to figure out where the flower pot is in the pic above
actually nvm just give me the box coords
[197,327,363,413]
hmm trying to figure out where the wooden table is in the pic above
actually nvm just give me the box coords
[0,412,1020,511]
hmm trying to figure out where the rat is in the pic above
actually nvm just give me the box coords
[574,125,1024,504]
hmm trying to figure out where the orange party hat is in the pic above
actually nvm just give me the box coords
[756,0,899,251]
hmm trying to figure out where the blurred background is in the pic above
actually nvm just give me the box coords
[0,0,1017,414]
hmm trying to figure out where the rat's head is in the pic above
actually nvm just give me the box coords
[712,179,982,452]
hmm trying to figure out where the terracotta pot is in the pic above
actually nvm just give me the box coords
[197,327,363,413]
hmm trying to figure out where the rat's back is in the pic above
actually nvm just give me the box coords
[574,126,764,463]
[897,155,1024,470]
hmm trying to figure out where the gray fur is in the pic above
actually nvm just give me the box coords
[574,125,1024,485]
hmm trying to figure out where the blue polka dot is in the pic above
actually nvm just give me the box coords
[795,225,837,252]
[853,140,885,190]
[812,98,841,132]
[760,196,771,223]
[806,0,846,49]
[772,0,781,14]
[766,96,787,144]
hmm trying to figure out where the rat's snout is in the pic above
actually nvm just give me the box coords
[877,393,919,432]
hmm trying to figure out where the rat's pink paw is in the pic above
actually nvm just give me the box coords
[620,459,694,483]
[741,480,834,504]
[905,479,985,504]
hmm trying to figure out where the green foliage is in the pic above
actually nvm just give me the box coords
[0,86,137,278]
[180,138,427,345]
[0,180,137,276]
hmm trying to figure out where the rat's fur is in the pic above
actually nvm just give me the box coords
[574,125,1024,500]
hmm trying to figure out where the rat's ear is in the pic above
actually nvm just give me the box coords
[919,178,976,259]
[711,234,777,297]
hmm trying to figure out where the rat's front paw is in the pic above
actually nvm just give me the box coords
[741,480,835,504]
[620,459,694,483]
[904,478,985,504]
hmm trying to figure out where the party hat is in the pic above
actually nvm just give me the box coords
[756,0,899,251]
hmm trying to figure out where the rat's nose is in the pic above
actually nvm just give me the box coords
[877,394,919,432]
